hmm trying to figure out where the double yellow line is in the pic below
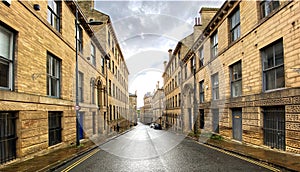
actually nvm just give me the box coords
[198,142,281,172]
[61,149,100,172]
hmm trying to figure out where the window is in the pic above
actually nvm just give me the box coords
[211,32,218,59]
[262,39,284,91]
[47,0,60,31]
[47,53,60,97]
[178,71,181,84]
[90,79,95,104]
[0,112,17,164]
[199,80,205,103]
[184,64,187,79]
[48,112,62,146]
[177,50,181,61]
[178,93,181,106]
[211,73,219,100]
[109,80,111,96]
[101,56,105,74]
[229,7,240,42]
[92,112,96,135]
[91,44,96,66]
[112,60,114,74]
[77,26,83,53]
[199,46,204,68]
[78,72,84,102]
[112,83,115,97]
[230,61,242,97]
[0,25,14,90]
[260,0,280,18]
[190,56,195,74]
[212,109,219,133]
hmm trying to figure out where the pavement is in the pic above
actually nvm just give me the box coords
[0,129,299,172]
[198,135,300,172]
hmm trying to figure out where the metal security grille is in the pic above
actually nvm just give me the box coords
[48,112,62,146]
[263,106,285,150]
[0,112,17,164]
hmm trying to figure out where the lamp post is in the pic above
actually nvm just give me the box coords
[75,7,103,146]
[193,58,198,135]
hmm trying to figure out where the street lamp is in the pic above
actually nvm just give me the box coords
[75,7,104,146]
[193,56,198,135]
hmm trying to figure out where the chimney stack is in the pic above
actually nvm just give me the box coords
[164,61,167,69]
[168,49,172,60]
[194,17,202,26]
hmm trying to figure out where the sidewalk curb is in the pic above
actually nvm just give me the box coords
[45,128,134,172]
[191,137,298,172]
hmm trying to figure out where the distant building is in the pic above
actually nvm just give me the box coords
[152,82,165,125]
[143,92,153,124]
[129,91,138,125]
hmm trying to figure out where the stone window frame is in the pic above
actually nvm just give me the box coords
[0,25,14,91]
[48,111,62,146]
[0,112,17,164]
[211,73,219,100]
[47,53,61,98]
[78,71,84,102]
[199,80,205,103]
[92,112,96,135]
[198,46,204,68]
[47,0,61,32]
[229,6,241,43]
[261,39,285,91]
[101,55,105,74]
[91,43,96,67]
[211,31,218,59]
[260,0,280,19]
[77,26,83,53]
[230,60,242,97]
[90,78,95,104]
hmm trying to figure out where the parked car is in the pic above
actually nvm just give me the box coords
[154,123,162,130]
[150,123,155,128]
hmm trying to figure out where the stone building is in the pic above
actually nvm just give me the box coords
[166,1,300,154]
[129,92,137,125]
[142,92,153,124]
[0,0,129,165]
[78,1,130,134]
[162,8,218,131]
[152,82,164,125]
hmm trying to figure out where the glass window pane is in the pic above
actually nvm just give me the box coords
[263,47,274,69]
[51,78,57,96]
[275,42,283,66]
[0,60,9,87]
[0,27,11,59]
[276,66,285,88]
[265,69,275,90]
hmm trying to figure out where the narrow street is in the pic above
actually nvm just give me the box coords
[55,123,279,172]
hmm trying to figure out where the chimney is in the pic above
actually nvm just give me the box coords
[193,7,219,42]
[164,61,167,69]
[168,49,172,60]
[156,81,160,89]
[194,17,202,26]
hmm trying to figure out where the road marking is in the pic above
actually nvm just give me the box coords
[61,149,100,172]
[196,142,281,172]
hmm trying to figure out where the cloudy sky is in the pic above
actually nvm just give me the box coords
[94,0,224,107]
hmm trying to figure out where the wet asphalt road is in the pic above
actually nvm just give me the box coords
[55,123,275,172]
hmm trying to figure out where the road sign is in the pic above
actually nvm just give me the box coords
[75,105,81,110]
